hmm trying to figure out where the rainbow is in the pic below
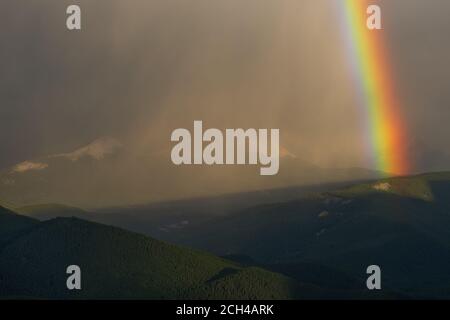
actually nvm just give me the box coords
[340,0,410,175]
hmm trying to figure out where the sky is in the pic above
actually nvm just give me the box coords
[0,0,449,206]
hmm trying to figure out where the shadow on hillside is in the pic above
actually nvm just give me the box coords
[429,180,450,205]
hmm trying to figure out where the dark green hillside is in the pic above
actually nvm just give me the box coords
[169,172,450,298]
[0,206,38,248]
[0,215,306,299]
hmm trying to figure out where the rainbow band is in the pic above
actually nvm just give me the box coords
[342,0,409,175]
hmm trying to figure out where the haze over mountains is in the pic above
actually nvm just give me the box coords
[0,137,386,208]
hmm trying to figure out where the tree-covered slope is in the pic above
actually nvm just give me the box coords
[0,215,306,299]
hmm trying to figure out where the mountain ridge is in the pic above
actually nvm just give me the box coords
[0,213,311,299]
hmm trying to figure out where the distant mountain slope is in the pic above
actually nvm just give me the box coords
[0,213,314,299]
[0,206,38,248]
[161,172,450,298]
[16,203,90,221]
[0,150,384,208]
[15,180,378,239]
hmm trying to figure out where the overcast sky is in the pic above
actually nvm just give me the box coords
[0,0,449,205]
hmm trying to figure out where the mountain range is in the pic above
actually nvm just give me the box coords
[4,171,450,299]
[0,206,313,299]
